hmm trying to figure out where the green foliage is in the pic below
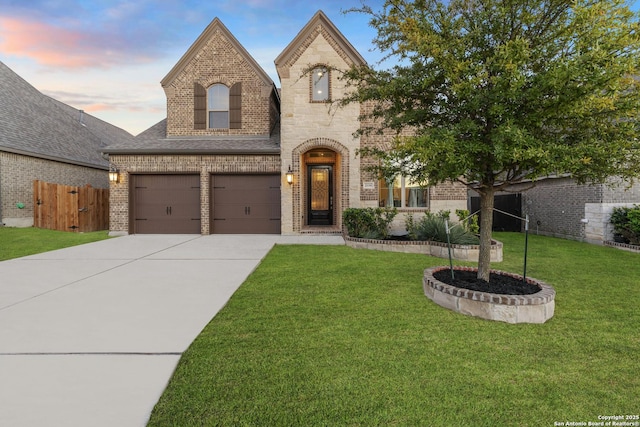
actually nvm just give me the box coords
[342,207,397,239]
[455,209,480,234]
[342,0,640,278]
[610,205,640,245]
[406,212,479,245]
[343,0,640,189]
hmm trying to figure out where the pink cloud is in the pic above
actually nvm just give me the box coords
[0,17,151,69]
[83,103,115,112]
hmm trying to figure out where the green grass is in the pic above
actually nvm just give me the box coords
[0,227,112,261]
[148,233,640,426]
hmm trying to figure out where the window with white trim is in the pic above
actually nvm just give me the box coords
[208,84,229,129]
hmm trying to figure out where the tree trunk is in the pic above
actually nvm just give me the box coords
[477,189,495,282]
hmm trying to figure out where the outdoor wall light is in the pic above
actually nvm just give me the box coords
[109,166,119,183]
[286,166,294,185]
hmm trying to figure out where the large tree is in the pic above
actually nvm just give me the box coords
[340,0,640,281]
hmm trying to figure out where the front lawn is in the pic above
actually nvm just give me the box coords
[0,227,111,261]
[148,232,639,426]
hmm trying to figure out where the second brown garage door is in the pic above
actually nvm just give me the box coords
[212,174,281,234]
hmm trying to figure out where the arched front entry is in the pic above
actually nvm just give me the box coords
[291,139,349,233]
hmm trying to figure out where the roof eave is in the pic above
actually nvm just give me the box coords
[1,146,108,170]
[102,148,281,156]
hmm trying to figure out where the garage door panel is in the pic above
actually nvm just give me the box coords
[211,174,281,234]
[132,175,201,234]
[212,218,280,234]
[214,189,278,205]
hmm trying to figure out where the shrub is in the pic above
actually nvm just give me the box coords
[406,212,479,245]
[455,209,480,234]
[343,208,398,239]
[611,205,640,245]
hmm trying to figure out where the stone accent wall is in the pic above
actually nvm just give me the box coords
[163,27,277,137]
[109,154,280,235]
[585,203,638,244]
[0,152,107,227]
[279,30,362,234]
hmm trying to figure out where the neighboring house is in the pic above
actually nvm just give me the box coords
[103,11,467,235]
[469,176,640,244]
[514,177,640,244]
[0,60,133,227]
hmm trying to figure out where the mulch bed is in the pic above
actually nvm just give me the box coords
[433,269,540,295]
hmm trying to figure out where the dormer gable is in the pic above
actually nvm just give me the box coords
[162,17,273,90]
[275,10,367,80]
[161,18,279,137]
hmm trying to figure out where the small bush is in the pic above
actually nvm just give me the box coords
[611,205,640,245]
[455,209,479,234]
[407,212,479,245]
[343,207,398,239]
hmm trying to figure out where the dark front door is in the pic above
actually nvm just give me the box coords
[307,165,333,226]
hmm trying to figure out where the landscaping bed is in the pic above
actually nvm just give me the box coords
[344,235,503,262]
[423,266,555,324]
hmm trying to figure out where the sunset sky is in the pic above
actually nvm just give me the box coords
[1,1,638,136]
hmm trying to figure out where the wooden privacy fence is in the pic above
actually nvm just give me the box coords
[33,180,109,232]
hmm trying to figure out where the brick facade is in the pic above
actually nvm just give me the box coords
[106,12,470,235]
[508,176,640,243]
[1,152,108,227]
[162,21,278,137]
[108,154,280,235]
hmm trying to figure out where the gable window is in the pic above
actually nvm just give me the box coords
[311,66,329,102]
[194,82,242,130]
[208,84,229,129]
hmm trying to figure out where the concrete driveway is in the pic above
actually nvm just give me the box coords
[0,234,344,427]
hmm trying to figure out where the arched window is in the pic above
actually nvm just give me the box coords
[311,66,329,102]
[208,84,229,129]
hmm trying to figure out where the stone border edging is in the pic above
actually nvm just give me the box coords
[344,235,503,262]
[604,241,640,253]
[423,266,555,324]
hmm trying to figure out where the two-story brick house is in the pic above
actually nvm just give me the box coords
[104,11,467,235]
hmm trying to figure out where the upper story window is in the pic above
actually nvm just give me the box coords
[194,82,242,130]
[311,66,330,102]
[208,84,229,129]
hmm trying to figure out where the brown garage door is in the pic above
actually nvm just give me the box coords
[212,174,280,234]
[131,174,201,234]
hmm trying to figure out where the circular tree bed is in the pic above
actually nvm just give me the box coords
[423,266,555,324]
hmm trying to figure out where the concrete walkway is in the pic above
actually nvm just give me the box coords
[0,234,344,427]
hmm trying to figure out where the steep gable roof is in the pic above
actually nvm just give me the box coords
[0,61,132,169]
[275,10,367,80]
[161,17,274,89]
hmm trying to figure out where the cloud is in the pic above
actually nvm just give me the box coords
[0,16,157,68]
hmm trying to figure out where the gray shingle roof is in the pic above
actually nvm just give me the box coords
[103,119,281,155]
[0,60,133,169]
